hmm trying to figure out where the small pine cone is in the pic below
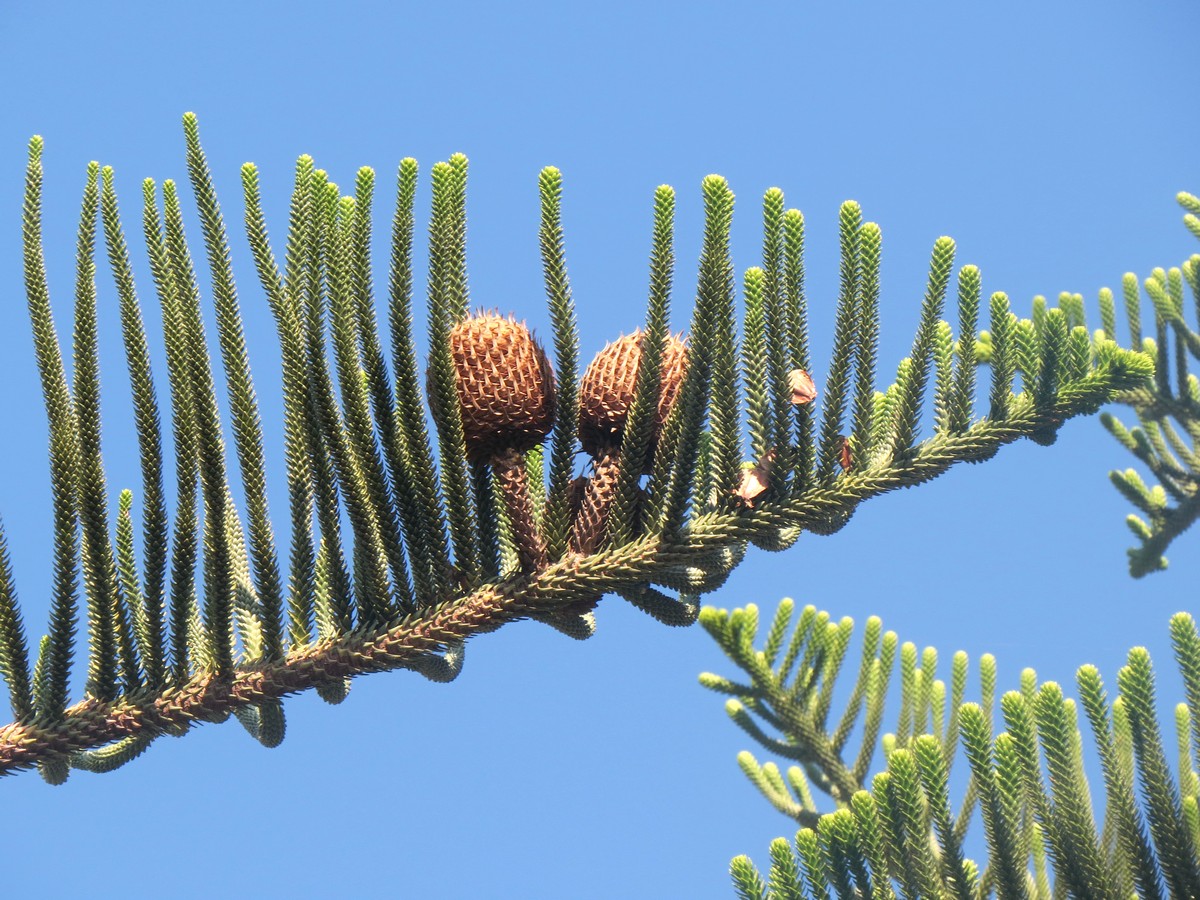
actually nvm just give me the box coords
[445,312,556,464]
[578,331,688,465]
[433,312,557,575]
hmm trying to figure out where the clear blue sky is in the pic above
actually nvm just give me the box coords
[2,2,1197,897]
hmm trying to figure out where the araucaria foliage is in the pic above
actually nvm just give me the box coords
[707,197,1200,897]
[1098,197,1200,577]
[0,111,1155,860]
[710,602,1200,899]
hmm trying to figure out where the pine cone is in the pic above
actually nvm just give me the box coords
[569,330,687,560]
[437,312,557,574]
[446,312,556,464]
[578,330,688,464]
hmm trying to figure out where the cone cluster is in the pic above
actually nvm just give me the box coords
[438,315,689,580]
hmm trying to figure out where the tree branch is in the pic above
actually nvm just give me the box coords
[0,398,1127,775]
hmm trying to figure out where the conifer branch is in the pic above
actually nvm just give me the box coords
[539,166,581,562]
[970,192,1200,578]
[716,601,1200,899]
[183,114,285,666]
[783,208,814,494]
[0,118,1152,783]
[73,160,134,701]
[102,170,168,689]
[388,156,453,603]
[242,158,318,646]
[24,136,81,734]
[142,178,200,683]
[0,522,31,723]
[851,222,882,461]
[427,162,480,585]
[1090,196,1200,576]
[162,173,237,676]
[352,166,424,610]
[608,185,674,549]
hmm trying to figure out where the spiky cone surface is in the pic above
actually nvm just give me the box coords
[578,331,688,465]
[440,312,557,573]
[445,312,557,464]
[533,466,597,634]
[563,460,648,623]
[564,451,642,617]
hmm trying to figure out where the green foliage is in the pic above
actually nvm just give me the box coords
[103,172,168,688]
[711,601,1200,898]
[969,196,1200,576]
[0,521,31,723]
[1096,196,1200,575]
[0,117,1151,785]
[427,157,479,587]
[538,165,581,563]
[610,183,673,549]
[22,135,81,732]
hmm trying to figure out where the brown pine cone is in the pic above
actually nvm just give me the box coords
[437,312,557,574]
[446,312,556,465]
[578,330,688,468]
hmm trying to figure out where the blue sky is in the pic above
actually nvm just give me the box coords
[1,2,1198,897]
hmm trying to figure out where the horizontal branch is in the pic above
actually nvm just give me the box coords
[0,397,1105,775]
